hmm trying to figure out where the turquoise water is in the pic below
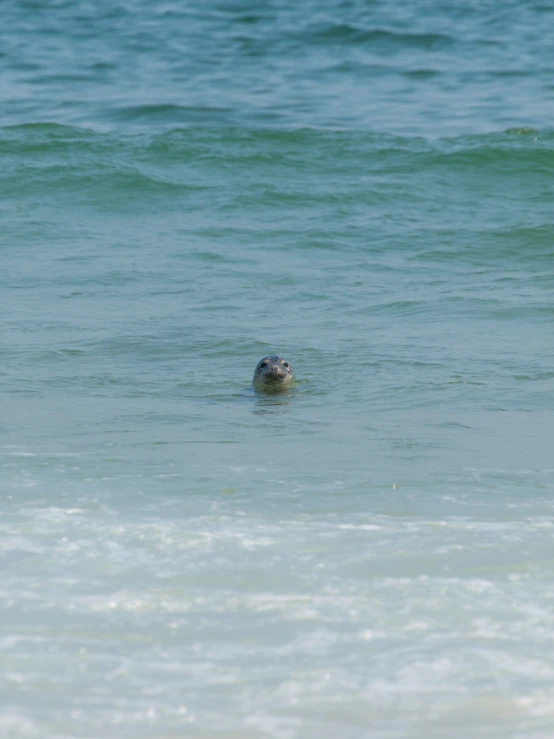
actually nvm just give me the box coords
[3,1,554,737]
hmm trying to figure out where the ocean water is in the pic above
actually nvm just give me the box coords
[3,1,554,737]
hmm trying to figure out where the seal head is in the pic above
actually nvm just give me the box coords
[253,355,295,391]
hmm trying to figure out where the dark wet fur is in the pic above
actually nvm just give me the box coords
[252,355,295,391]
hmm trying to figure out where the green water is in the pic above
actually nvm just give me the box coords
[3,1,554,737]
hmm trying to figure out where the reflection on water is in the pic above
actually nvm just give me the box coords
[252,387,296,413]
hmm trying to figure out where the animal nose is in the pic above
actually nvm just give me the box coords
[268,365,286,378]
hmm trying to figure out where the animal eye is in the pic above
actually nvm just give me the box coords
[282,362,289,368]
[261,360,269,366]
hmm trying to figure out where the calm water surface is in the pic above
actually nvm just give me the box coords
[2,0,554,737]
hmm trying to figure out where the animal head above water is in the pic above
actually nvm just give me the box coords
[252,355,295,391]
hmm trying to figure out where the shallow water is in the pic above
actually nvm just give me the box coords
[3,1,554,737]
